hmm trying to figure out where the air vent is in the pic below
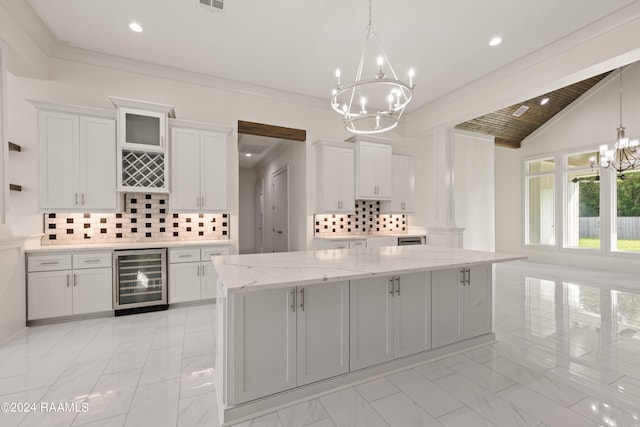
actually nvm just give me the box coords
[512,105,529,117]
[199,0,224,12]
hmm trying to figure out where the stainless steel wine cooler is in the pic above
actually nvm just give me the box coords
[113,248,167,313]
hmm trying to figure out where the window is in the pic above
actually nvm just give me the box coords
[565,152,600,249]
[525,158,555,245]
[614,169,640,252]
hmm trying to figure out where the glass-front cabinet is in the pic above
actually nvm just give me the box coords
[110,97,175,193]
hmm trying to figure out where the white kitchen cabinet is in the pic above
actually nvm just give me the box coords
[33,102,116,211]
[314,238,367,250]
[170,120,230,212]
[432,265,491,348]
[315,140,355,213]
[72,268,113,315]
[28,270,73,320]
[110,97,175,193]
[388,154,415,213]
[355,140,392,200]
[230,281,349,404]
[27,252,112,321]
[350,272,430,370]
[231,287,297,404]
[297,281,349,386]
[168,245,231,303]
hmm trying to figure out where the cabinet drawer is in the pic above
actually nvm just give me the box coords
[28,254,72,272]
[169,248,201,263]
[73,252,112,269]
[201,246,231,260]
[349,240,367,249]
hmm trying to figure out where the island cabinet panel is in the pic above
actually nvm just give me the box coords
[231,287,297,404]
[350,277,394,370]
[350,272,431,371]
[393,272,432,358]
[230,281,350,404]
[297,281,349,386]
[432,265,491,348]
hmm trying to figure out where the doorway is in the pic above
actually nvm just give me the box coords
[237,121,305,254]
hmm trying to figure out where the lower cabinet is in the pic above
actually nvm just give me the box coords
[431,265,492,348]
[168,245,231,303]
[27,252,112,321]
[230,281,349,404]
[350,272,431,370]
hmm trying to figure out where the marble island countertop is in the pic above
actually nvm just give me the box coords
[213,245,525,293]
[313,233,425,240]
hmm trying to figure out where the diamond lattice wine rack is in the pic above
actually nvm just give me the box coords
[110,97,175,193]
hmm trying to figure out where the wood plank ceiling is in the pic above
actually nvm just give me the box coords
[455,72,611,148]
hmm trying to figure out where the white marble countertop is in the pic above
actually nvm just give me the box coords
[313,234,425,240]
[25,239,233,253]
[214,245,526,294]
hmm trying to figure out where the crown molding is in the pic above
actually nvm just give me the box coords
[3,0,330,112]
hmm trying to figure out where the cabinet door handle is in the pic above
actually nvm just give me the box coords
[75,193,78,205]
[395,276,400,296]
[291,288,296,312]
[300,288,305,311]
[73,274,77,287]
[388,278,395,297]
[201,197,205,208]
[196,265,200,276]
[201,265,205,276]
[460,269,466,286]
[82,194,85,205]
[465,268,471,286]
[66,274,70,287]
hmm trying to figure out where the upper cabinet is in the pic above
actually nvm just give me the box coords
[110,97,175,193]
[353,139,392,200]
[30,100,117,211]
[169,119,232,212]
[388,154,415,213]
[315,140,355,213]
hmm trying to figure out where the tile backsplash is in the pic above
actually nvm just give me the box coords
[42,193,229,245]
[314,200,406,237]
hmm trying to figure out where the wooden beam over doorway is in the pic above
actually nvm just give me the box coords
[238,121,306,142]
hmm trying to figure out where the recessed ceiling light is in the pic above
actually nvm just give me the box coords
[129,22,143,33]
[245,153,252,157]
[489,37,502,47]
[540,97,550,105]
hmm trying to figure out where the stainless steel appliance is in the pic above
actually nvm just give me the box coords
[113,248,167,314]
[397,236,425,246]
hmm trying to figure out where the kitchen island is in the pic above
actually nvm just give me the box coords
[212,245,525,425]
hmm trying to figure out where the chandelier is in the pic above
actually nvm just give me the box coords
[331,0,415,135]
[590,67,640,174]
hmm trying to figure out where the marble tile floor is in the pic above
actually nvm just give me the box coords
[1,261,640,426]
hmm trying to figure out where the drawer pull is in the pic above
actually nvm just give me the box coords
[40,261,60,266]
[83,259,102,263]
[210,253,222,256]
[178,254,194,258]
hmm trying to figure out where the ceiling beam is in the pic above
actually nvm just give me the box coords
[238,121,306,142]
[495,138,521,149]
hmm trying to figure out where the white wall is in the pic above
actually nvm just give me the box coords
[254,140,307,252]
[495,63,640,272]
[454,131,495,251]
[238,168,256,254]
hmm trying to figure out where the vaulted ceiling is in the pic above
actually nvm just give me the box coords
[455,72,612,148]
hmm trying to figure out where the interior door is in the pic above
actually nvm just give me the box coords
[272,167,289,253]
